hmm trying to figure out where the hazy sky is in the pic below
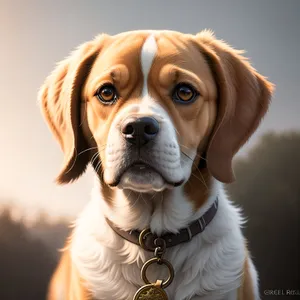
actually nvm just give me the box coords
[0,0,299,219]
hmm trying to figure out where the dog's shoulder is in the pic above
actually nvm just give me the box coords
[47,244,91,300]
[237,251,260,300]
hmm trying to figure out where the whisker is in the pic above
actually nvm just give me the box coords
[190,172,207,189]
[112,191,146,210]
[180,144,207,161]
[149,192,157,202]
[89,144,107,167]
[181,150,194,162]
[91,152,100,166]
[140,193,151,208]
[126,192,141,210]
[196,169,209,191]
[96,144,107,152]
[95,160,102,174]
[180,150,206,166]
[129,193,141,210]
[76,146,98,157]
[179,147,209,191]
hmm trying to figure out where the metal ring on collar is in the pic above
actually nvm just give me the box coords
[141,257,175,289]
[139,228,155,251]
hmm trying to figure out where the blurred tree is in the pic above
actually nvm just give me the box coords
[28,212,70,259]
[0,208,67,300]
[228,131,300,298]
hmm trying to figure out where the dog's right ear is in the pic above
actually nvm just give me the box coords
[39,34,108,184]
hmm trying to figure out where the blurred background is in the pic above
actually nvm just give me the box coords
[0,0,299,299]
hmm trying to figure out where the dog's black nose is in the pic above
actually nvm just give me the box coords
[121,116,160,146]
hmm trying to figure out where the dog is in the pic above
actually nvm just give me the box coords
[39,29,273,300]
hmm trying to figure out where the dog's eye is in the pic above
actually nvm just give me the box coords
[95,84,118,104]
[172,83,198,104]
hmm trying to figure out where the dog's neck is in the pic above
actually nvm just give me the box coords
[95,167,218,236]
[73,169,245,300]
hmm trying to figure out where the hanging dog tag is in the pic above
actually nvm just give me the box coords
[133,257,174,300]
[133,280,168,300]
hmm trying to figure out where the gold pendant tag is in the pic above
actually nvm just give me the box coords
[134,235,174,300]
[133,280,168,300]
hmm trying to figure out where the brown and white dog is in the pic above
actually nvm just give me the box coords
[39,30,273,300]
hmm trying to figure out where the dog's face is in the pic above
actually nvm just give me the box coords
[40,30,273,193]
[82,32,217,192]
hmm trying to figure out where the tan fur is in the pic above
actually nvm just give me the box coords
[237,249,256,300]
[48,246,91,300]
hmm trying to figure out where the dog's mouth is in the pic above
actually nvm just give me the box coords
[108,160,184,192]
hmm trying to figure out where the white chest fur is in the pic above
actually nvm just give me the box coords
[71,179,246,300]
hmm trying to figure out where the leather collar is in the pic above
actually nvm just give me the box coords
[106,197,218,251]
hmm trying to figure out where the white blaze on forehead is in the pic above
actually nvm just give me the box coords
[141,35,157,97]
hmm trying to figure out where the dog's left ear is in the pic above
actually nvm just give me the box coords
[196,30,274,183]
[39,34,108,184]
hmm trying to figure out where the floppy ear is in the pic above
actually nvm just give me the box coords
[196,30,274,183]
[39,34,107,184]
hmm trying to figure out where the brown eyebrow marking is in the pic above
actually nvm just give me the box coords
[89,64,130,95]
[159,64,205,95]
[109,65,130,89]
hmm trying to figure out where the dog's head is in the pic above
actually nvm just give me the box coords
[39,30,273,193]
